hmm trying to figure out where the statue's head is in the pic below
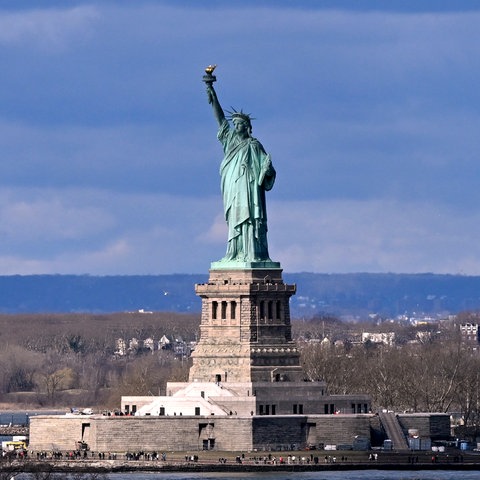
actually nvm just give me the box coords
[228,109,253,136]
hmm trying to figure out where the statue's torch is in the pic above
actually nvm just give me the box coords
[203,65,217,85]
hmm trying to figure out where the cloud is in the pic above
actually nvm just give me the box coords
[0,120,219,197]
[0,194,115,241]
[0,184,479,275]
[268,198,480,274]
[0,6,99,52]
[0,186,222,274]
[198,213,227,245]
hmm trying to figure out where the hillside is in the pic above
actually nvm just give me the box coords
[1,273,480,319]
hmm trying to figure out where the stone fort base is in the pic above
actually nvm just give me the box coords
[28,412,450,453]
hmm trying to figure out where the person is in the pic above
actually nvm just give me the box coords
[206,82,276,263]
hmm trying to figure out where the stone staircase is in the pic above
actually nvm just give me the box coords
[379,412,409,450]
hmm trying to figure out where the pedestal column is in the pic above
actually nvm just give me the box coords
[189,267,303,383]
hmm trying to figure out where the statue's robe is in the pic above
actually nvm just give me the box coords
[218,119,276,261]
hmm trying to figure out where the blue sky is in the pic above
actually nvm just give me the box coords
[0,0,480,275]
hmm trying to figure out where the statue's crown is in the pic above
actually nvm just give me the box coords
[227,108,254,125]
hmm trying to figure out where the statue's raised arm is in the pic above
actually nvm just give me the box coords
[203,65,225,126]
[206,83,225,127]
[203,66,277,267]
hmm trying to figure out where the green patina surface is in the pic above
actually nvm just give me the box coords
[204,67,278,267]
[210,259,281,270]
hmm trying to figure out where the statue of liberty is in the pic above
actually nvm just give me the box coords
[204,66,276,265]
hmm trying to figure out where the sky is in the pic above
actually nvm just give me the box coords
[0,0,480,275]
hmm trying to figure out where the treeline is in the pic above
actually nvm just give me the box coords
[0,312,198,408]
[299,312,480,428]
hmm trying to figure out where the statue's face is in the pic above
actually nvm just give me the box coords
[233,119,249,137]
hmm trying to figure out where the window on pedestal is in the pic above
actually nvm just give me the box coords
[259,404,277,415]
[276,301,281,320]
[268,301,273,320]
[212,301,218,320]
[293,404,303,414]
[259,301,265,320]
[221,301,227,320]
[230,301,237,320]
[81,423,90,441]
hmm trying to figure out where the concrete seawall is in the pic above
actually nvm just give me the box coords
[2,451,480,474]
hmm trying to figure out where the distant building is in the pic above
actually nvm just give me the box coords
[459,323,480,352]
[361,332,395,347]
[414,330,433,344]
[158,334,171,350]
[128,337,139,354]
[143,337,155,353]
[114,338,127,357]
